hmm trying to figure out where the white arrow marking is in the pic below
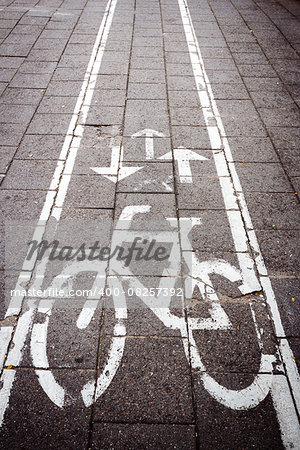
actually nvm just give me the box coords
[160,148,208,183]
[131,128,165,160]
[91,146,143,183]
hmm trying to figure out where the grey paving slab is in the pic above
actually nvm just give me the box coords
[209,82,250,100]
[0,104,35,123]
[1,159,57,190]
[245,192,300,230]
[0,146,16,173]
[20,305,102,369]
[217,100,267,136]
[15,134,65,160]
[271,277,300,337]
[9,72,53,89]
[117,162,174,194]
[187,299,278,372]
[64,175,116,209]
[0,122,27,146]
[93,337,194,423]
[176,177,227,210]
[172,126,214,148]
[27,113,72,135]
[227,136,279,162]
[235,162,293,192]
[0,87,44,105]
[256,230,300,277]
[178,209,234,252]
[122,136,171,161]
[36,95,77,114]
[192,373,284,449]
[0,368,92,449]
[84,106,124,126]
[268,126,300,150]
[92,423,197,450]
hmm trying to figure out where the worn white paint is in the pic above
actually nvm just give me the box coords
[131,128,165,159]
[0,0,119,427]
[177,0,300,444]
[91,145,143,183]
[160,148,208,183]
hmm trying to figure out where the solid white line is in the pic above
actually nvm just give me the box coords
[176,0,300,445]
[0,0,118,427]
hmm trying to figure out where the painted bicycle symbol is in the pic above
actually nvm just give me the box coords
[26,204,277,411]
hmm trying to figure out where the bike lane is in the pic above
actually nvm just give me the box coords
[0,0,299,448]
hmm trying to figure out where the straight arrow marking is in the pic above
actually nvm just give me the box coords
[91,146,143,183]
[131,128,166,160]
[160,148,208,183]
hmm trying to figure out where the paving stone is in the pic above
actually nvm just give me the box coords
[271,278,300,337]
[210,82,250,99]
[117,162,174,194]
[20,304,103,369]
[91,89,126,107]
[131,56,164,69]
[250,90,296,109]
[0,68,17,82]
[94,74,127,91]
[187,299,277,372]
[0,104,36,123]
[27,113,72,135]
[93,337,194,423]
[84,106,124,126]
[15,134,65,160]
[91,423,197,449]
[0,368,92,448]
[1,159,57,190]
[178,209,234,252]
[37,95,77,114]
[131,46,164,58]
[192,372,283,449]
[170,106,210,127]
[115,193,176,225]
[122,136,171,161]
[268,126,300,151]
[46,80,83,97]
[0,87,43,105]
[216,100,266,137]
[0,146,16,172]
[243,77,285,92]
[124,114,170,137]
[177,177,227,210]
[127,82,167,100]
[258,106,300,128]
[276,147,300,176]
[238,64,277,78]
[0,43,32,57]
[256,230,300,277]
[64,175,116,209]
[245,192,300,230]
[0,56,24,69]
[129,69,165,84]
[27,48,64,61]
[232,52,269,65]
[18,60,57,74]
[236,162,292,192]
[227,136,279,162]
[0,122,27,146]
[172,126,214,148]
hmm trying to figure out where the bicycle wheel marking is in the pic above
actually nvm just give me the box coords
[176,0,300,445]
[0,0,119,427]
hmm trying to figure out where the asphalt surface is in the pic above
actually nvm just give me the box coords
[0,0,299,448]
